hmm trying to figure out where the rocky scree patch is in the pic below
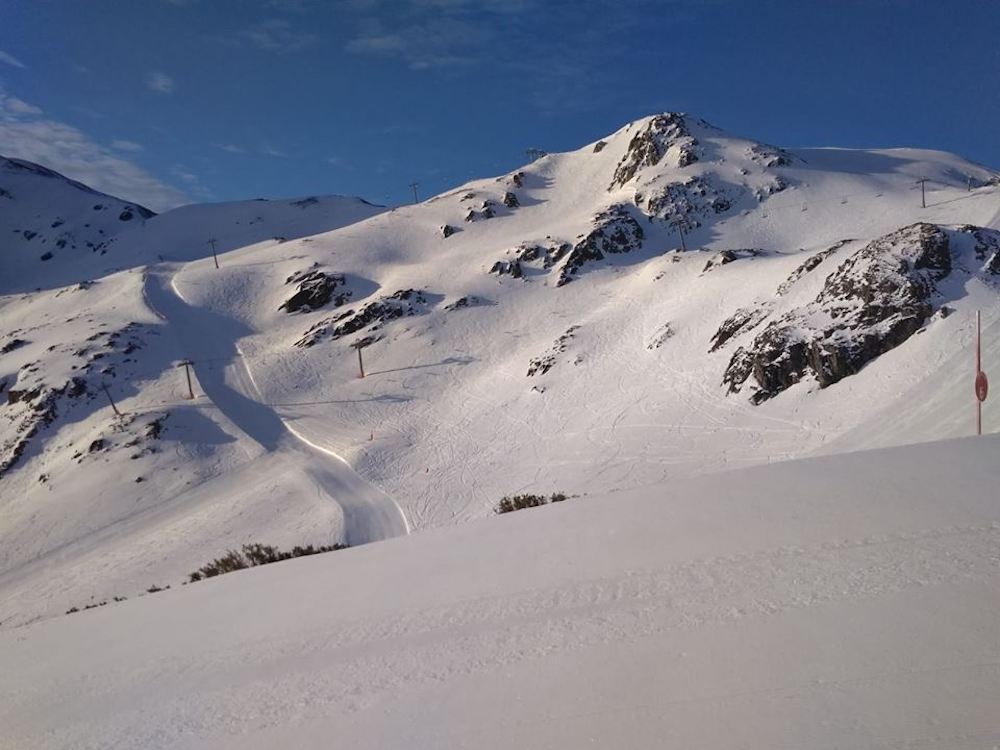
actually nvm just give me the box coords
[527,327,581,376]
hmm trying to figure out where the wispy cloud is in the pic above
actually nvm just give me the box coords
[110,139,144,152]
[0,50,26,69]
[0,89,189,211]
[341,0,541,70]
[261,144,288,157]
[216,143,245,153]
[169,164,213,199]
[1,95,42,116]
[237,20,318,53]
[346,13,489,69]
[145,71,175,94]
[340,0,697,116]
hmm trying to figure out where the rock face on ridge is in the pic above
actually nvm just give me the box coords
[721,223,963,402]
[610,114,699,190]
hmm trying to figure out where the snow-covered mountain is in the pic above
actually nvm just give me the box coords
[2,113,1000,626]
[0,155,156,292]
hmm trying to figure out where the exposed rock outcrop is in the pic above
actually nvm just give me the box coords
[557,205,644,286]
[965,224,1000,274]
[610,114,698,190]
[775,240,853,296]
[527,327,579,376]
[465,200,496,222]
[646,323,674,350]
[746,143,794,168]
[722,223,954,402]
[702,248,763,273]
[710,305,772,352]
[444,295,486,311]
[1,377,88,478]
[1,338,28,355]
[294,289,432,348]
[490,260,523,279]
[279,269,350,313]
[638,175,733,227]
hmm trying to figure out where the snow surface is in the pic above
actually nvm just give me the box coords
[2,435,998,749]
[2,113,1000,629]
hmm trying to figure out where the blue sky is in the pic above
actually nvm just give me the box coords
[2,0,999,211]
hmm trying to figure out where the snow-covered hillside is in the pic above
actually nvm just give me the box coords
[3,435,998,749]
[0,155,155,293]
[2,113,1000,625]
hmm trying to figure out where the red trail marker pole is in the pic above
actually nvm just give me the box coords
[975,310,989,435]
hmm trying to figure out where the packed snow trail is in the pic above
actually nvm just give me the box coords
[142,265,409,545]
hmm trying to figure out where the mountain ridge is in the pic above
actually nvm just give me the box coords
[1,113,999,625]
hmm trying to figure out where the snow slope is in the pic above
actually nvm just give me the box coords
[2,114,1000,626]
[0,180,389,625]
[169,115,1000,529]
[0,155,155,293]
[2,435,998,749]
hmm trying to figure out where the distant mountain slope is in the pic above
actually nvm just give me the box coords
[0,155,385,293]
[1,114,999,626]
[0,155,155,291]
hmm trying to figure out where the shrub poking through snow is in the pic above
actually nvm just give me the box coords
[188,542,348,582]
[494,493,569,514]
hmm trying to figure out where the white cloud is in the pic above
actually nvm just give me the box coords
[216,143,245,153]
[2,96,42,116]
[238,20,317,53]
[0,90,189,211]
[145,71,175,94]
[345,13,489,69]
[111,139,144,152]
[261,144,288,157]
[0,50,26,69]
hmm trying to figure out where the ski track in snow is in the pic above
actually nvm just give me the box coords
[142,264,409,545]
[4,512,999,748]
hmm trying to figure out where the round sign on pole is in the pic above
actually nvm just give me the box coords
[975,370,989,402]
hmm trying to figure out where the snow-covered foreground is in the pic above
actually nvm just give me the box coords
[2,435,998,749]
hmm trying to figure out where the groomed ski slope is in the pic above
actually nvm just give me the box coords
[142,264,409,544]
[2,434,998,749]
[0,192,392,626]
